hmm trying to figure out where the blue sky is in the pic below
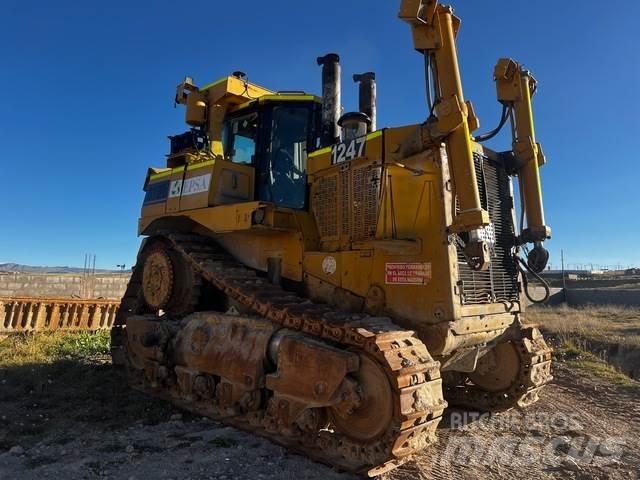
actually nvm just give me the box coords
[1,0,638,270]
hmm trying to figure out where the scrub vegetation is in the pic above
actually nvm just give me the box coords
[528,306,640,382]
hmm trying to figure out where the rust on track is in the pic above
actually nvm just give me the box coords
[114,234,447,476]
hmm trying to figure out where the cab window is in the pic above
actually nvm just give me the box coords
[267,106,309,208]
[225,113,258,164]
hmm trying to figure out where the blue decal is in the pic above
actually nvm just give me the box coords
[143,180,170,205]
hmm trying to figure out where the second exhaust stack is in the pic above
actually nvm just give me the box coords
[353,72,377,132]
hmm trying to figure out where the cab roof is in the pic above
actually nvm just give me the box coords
[230,93,322,113]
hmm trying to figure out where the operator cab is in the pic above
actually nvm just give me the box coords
[223,96,321,209]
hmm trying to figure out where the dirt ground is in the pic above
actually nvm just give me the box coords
[1,338,639,480]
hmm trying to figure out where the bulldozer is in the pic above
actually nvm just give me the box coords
[111,0,553,475]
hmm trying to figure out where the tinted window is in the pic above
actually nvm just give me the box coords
[225,113,258,164]
[268,106,309,208]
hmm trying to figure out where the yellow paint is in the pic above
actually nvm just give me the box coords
[494,58,550,241]
[308,147,331,159]
[149,170,172,181]
[400,3,489,232]
[149,166,185,182]
[260,94,320,103]
[186,160,215,171]
[137,1,549,359]
[232,94,321,113]
[199,77,227,92]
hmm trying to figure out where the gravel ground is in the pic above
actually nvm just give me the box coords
[0,415,352,480]
[386,361,640,480]
[1,352,639,479]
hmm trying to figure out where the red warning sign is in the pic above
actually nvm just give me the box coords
[385,263,432,285]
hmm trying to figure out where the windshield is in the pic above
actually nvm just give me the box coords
[224,112,258,164]
[267,106,309,208]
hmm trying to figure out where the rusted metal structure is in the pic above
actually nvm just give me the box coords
[0,297,119,334]
[112,0,553,476]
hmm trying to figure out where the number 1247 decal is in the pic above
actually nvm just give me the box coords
[332,136,366,164]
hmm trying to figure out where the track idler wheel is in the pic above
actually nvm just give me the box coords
[141,243,200,316]
[445,326,553,411]
[468,341,520,392]
[329,355,394,442]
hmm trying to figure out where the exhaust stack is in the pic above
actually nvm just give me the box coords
[317,53,342,147]
[353,72,377,132]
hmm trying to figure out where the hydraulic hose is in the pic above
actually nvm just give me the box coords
[474,104,510,142]
[517,256,551,304]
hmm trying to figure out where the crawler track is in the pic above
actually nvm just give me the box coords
[112,233,447,476]
[444,327,553,411]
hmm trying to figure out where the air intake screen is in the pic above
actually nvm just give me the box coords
[456,153,520,305]
[312,164,381,243]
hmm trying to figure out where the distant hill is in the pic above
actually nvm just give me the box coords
[0,263,127,274]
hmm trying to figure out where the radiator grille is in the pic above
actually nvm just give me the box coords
[340,167,351,237]
[352,165,382,241]
[312,163,381,243]
[456,153,520,305]
[313,174,338,238]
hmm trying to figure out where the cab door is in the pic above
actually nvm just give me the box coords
[211,110,258,206]
[262,105,311,209]
[211,160,254,205]
[222,100,318,209]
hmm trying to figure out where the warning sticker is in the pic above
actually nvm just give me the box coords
[385,263,432,285]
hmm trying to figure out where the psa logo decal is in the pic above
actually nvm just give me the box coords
[169,180,183,198]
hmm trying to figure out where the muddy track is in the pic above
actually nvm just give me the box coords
[117,233,447,476]
[110,232,558,477]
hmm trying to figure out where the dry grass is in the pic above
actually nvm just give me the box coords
[527,305,640,384]
[0,331,179,451]
[0,330,111,367]
[527,305,640,347]
[558,340,639,389]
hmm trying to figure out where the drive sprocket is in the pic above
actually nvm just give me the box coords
[141,248,174,310]
[139,241,202,317]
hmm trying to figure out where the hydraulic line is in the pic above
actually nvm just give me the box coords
[474,104,510,142]
[517,256,551,304]
[424,52,437,118]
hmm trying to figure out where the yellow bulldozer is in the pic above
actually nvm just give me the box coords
[111,0,553,475]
